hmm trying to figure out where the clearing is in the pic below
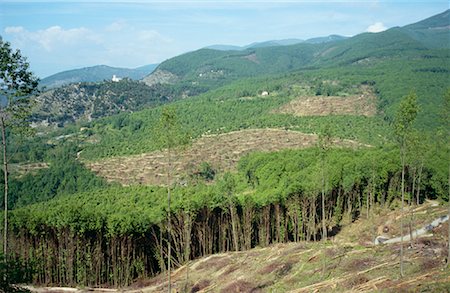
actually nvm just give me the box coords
[86,128,361,186]
[273,87,377,117]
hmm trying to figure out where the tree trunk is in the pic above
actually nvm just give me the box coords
[447,162,450,268]
[416,163,423,206]
[229,203,239,252]
[400,147,405,277]
[410,166,416,246]
[167,147,172,293]
[1,117,8,260]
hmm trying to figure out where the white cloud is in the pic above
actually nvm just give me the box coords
[2,23,174,77]
[366,22,387,33]
[4,25,99,52]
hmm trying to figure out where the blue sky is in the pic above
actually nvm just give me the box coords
[0,1,448,78]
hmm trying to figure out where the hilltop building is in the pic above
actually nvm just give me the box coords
[112,75,122,82]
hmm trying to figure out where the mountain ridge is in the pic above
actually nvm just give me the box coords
[40,64,158,89]
[205,35,348,51]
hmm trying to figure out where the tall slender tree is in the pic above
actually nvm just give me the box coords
[0,39,38,259]
[441,89,450,268]
[156,106,189,293]
[393,92,418,277]
[318,123,331,277]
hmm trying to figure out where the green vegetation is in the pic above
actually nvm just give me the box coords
[5,142,449,286]
[0,254,33,292]
[0,8,449,290]
[6,149,108,209]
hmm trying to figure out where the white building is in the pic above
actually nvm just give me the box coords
[112,75,122,82]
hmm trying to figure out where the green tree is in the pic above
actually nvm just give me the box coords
[0,39,38,260]
[156,106,189,293]
[394,92,418,277]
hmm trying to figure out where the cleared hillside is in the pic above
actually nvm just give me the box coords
[129,201,450,293]
[273,88,377,117]
[86,128,362,186]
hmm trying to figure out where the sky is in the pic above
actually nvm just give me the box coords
[0,1,448,78]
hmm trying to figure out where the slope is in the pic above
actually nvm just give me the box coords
[142,13,448,89]
[402,9,450,49]
[130,201,450,293]
[27,201,450,292]
[32,79,177,127]
[31,10,449,131]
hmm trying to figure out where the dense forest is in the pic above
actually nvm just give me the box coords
[0,9,449,290]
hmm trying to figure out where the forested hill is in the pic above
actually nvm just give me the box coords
[39,64,158,89]
[142,10,449,90]
[402,9,450,48]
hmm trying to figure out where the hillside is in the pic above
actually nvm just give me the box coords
[134,201,450,293]
[39,64,158,89]
[86,128,363,186]
[31,11,449,130]
[143,10,449,88]
[402,9,450,48]
[137,11,449,130]
[32,79,177,127]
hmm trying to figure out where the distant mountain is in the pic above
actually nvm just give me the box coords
[304,35,348,44]
[40,64,158,89]
[144,23,442,89]
[246,39,304,49]
[205,39,304,51]
[206,44,245,51]
[35,10,449,128]
[204,36,347,51]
